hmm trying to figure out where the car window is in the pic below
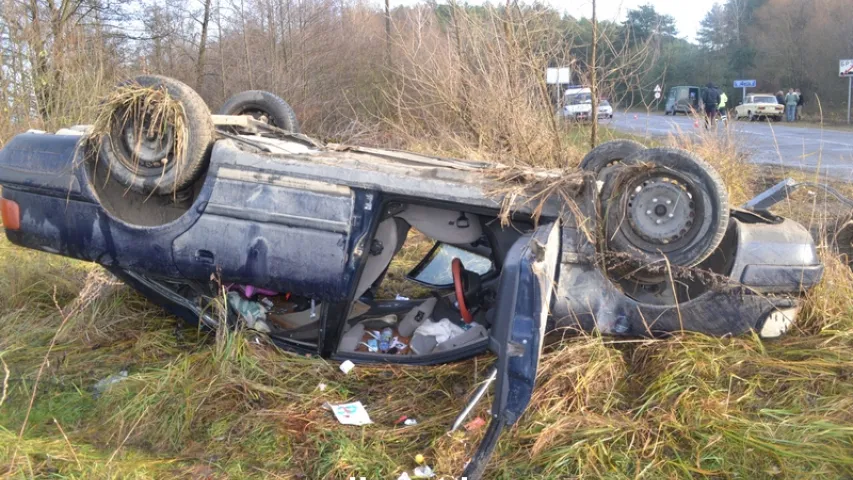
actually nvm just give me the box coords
[600,100,610,106]
[566,93,592,105]
[409,244,494,287]
[754,96,777,104]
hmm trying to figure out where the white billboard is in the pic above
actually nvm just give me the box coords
[546,67,571,85]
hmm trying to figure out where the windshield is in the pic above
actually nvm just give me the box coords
[753,96,778,104]
[600,100,611,107]
[566,93,592,104]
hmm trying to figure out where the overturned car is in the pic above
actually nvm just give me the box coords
[0,76,822,478]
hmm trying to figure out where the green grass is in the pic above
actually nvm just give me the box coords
[1,125,853,478]
[1,226,853,479]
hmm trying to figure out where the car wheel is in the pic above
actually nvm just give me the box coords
[218,90,300,133]
[97,75,215,195]
[833,214,853,268]
[601,147,730,269]
[579,139,647,178]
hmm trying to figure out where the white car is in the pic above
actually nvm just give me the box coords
[598,100,613,119]
[560,87,612,120]
[734,94,784,121]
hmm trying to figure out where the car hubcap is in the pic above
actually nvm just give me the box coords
[626,176,695,246]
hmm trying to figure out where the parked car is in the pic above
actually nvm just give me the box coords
[734,93,784,121]
[0,76,824,479]
[598,99,614,119]
[664,85,700,115]
[559,88,612,120]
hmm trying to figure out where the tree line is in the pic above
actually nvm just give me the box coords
[1,0,851,146]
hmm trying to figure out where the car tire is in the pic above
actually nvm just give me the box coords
[579,139,647,177]
[97,75,215,195]
[218,90,300,133]
[601,147,730,268]
[833,214,853,267]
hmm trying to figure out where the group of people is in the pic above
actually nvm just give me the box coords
[776,89,805,122]
[702,82,806,127]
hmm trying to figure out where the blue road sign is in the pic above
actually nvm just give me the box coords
[733,80,757,88]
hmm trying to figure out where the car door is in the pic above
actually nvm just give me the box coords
[462,221,561,479]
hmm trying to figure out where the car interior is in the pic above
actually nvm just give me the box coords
[334,202,532,357]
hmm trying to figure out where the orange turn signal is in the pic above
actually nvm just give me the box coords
[0,198,20,231]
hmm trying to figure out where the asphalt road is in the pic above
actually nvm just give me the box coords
[607,112,853,180]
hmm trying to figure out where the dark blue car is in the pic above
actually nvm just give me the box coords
[0,77,823,478]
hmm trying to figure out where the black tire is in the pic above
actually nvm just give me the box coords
[833,214,853,268]
[97,75,215,195]
[579,139,647,177]
[601,147,730,268]
[218,90,300,133]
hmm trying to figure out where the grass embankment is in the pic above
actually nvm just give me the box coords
[1,127,853,479]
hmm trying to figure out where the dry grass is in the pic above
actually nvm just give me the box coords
[89,83,189,194]
[2,204,853,479]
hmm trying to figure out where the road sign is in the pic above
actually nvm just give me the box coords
[546,67,571,85]
[840,59,853,77]
[654,84,661,93]
[654,92,661,99]
[733,79,756,88]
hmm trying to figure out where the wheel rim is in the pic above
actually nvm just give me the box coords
[111,107,177,174]
[621,171,702,254]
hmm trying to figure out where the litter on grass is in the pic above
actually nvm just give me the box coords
[339,359,355,374]
[464,416,486,432]
[93,370,128,397]
[328,401,372,426]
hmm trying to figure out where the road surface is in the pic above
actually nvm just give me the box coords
[608,112,853,180]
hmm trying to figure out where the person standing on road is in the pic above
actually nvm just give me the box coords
[796,89,804,120]
[785,88,798,122]
[702,83,721,128]
[718,90,728,123]
[776,91,785,106]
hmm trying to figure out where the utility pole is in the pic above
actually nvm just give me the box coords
[590,0,598,149]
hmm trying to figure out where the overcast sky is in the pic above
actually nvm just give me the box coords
[560,0,708,41]
[386,0,711,42]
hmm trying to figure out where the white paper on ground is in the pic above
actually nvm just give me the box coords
[329,401,373,426]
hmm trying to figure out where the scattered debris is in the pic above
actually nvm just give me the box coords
[226,291,271,332]
[339,360,355,374]
[404,418,418,426]
[397,472,412,480]
[415,454,425,465]
[413,465,434,478]
[464,417,486,432]
[328,401,372,426]
[93,370,128,397]
[317,382,327,392]
[395,294,410,301]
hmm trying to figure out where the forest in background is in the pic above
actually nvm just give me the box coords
[1,0,852,146]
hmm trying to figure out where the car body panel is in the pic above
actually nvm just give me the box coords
[463,221,560,479]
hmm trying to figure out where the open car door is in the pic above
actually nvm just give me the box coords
[462,221,560,479]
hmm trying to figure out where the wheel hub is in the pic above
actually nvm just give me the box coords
[627,177,695,245]
[121,113,175,168]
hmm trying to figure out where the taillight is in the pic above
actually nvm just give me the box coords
[0,198,20,230]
